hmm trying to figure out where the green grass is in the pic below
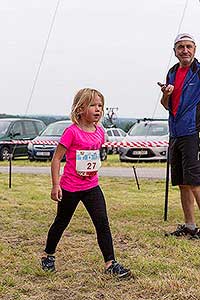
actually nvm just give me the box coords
[0,154,166,168]
[1,173,200,299]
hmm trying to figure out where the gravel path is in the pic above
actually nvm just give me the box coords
[0,165,168,179]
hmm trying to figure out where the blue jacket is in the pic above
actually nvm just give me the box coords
[167,58,200,137]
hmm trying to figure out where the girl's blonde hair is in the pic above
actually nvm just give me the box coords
[71,88,104,124]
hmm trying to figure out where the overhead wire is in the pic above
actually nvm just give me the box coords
[24,0,195,117]
[149,0,190,211]
[151,0,189,119]
[134,0,189,164]
[25,0,61,114]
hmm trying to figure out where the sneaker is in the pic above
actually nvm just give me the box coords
[165,224,198,237]
[105,260,131,278]
[41,255,55,272]
[190,228,200,240]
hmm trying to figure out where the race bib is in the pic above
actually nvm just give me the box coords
[76,150,101,176]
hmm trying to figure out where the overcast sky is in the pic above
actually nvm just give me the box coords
[0,0,200,119]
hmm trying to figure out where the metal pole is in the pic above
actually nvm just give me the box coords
[8,153,12,188]
[164,147,170,221]
[132,166,140,190]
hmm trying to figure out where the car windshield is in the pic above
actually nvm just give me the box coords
[128,122,168,136]
[0,120,11,135]
[40,122,70,136]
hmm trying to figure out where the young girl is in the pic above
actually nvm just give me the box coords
[41,88,130,278]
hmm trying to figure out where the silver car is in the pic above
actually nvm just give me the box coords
[106,127,126,153]
[119,120,169,162]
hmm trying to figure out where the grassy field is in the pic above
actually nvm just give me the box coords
[0,154,166,168]
[1,173,200,300]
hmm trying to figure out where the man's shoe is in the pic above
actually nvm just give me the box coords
[165,224,198,237]
[190,228,200,240]
[41,255,55,272]
[105,260,131,278]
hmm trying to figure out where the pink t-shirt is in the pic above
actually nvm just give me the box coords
[59,123,105,192]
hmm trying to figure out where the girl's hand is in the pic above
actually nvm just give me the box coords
[51,185,62,202]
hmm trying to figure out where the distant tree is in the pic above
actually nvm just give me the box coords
[0,114,70,125]
[123,121,136,132]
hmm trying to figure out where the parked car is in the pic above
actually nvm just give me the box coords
[119,120,169,162]
[0,118,46,160]
[106,127,126,153]
[28,120,72,161]
[28,120,107,161]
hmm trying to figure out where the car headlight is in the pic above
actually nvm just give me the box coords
[160,151,167,156]
[28,143,33,150]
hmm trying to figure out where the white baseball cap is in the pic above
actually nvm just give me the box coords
[174,33,196,46]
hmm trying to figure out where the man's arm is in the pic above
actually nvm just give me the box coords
[160,93,170,110]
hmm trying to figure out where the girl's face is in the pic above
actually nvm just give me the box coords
[81,94,103,124]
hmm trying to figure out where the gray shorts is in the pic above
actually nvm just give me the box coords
[170,133,200,186]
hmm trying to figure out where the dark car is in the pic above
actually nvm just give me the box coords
[0,118,46,160]
[28,120,72,161]
[28,120,107,161]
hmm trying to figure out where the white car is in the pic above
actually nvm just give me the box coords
[119,120,169,162]
[106,127,127,153]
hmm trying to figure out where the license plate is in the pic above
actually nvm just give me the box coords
[36,151,51,156]
[132,150,148,155]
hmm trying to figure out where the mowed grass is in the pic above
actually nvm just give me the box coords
[0,153,166,168]
[0,173,200,299]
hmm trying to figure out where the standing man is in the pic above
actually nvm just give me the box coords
[160,33,200,238]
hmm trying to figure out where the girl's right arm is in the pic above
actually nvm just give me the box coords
[51,143,66,202]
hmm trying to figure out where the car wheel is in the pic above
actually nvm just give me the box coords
[28,157,35,162]
[100,147,107,161]
[0,147,11,161]
[107,148,113,154]
[112,147,118,154]
[119,157,127,162]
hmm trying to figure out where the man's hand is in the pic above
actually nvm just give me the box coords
[158,82,174,110]
[157,82,174,95]
[162,84,174,96]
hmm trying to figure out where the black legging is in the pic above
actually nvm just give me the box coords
[45,185,115,262]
